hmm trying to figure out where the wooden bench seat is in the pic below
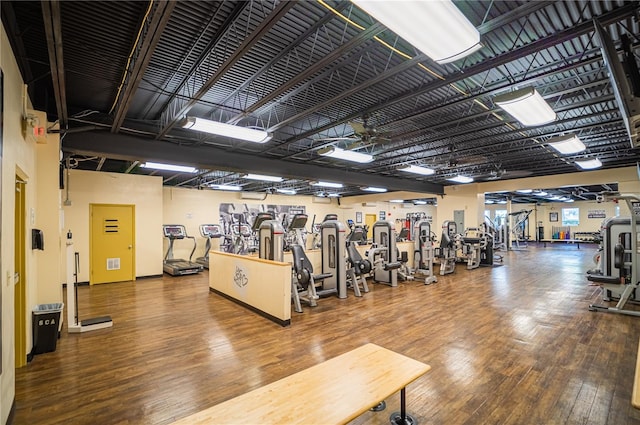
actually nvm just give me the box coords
[170,343,431,424]
[633,338,640,409]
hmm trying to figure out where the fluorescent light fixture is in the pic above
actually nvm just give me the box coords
[352,0,481,64]
[576,158,603,170]
[485,200,495,204]
[208,184,241,191]
[327,193,341,198]
[141,162,196,173]
[413,200,427,205]
[361,186,388,193]
[497,200,507,204]
[516,189,533,193]
[389,199,404,203]
[311,181,343,189]
[447,175,474,183]
[243,173,283,182]
[398,164,436,176]
[494,87,556,126]
[180,117,272,143]
[547,134,585,154]
[276,188,297,195]
[317,146,374,163]
[534,191,548,196]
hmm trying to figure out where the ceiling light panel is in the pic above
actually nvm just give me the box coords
[352,0,481,64]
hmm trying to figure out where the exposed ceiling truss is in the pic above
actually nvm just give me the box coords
[2,0,639,198]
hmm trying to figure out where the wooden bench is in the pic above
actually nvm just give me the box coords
[633,338,640,409]
[170,343,431,424]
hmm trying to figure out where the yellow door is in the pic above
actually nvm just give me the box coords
[90,204,135,284]
[365,214,378,241]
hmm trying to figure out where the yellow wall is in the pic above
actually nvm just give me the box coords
[162,186,437,261]
[61,169,164,283]
[2,20,61,423]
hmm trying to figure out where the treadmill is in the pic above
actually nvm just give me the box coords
[163,224,203,276]
[195,224,223,269]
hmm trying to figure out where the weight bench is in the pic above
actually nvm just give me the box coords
[169,343,431,425]
[290,244,333,313]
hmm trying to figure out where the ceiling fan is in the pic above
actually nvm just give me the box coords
[478,164,533,181]
[314,115,391,147]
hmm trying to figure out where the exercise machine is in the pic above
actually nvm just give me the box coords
[435,221,457,275]
[258,219,285,262]
[369,221,402,287]
[413,220,437,284]
[163,224,203,276]
[290,244,333,313]
[284,213,308,250]
[320,219,348,298]
[195,224,223,269]
[66,231,113,333]
[456,228,483,270]
[346,241,370,296]
[588,193,640,316]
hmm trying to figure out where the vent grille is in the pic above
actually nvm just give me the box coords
[106,258,121,270]
[104,218,119,233]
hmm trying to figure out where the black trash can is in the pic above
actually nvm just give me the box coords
[32,303,63,355]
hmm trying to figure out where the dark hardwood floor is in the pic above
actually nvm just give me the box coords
[14,244,640,425]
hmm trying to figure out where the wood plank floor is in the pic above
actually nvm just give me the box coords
[14,244,640,425]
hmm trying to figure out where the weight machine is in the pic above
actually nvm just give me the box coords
[258,219,285,262]
[163,225,203,276]
[413,220,437,284]
[319,220,348,299]
[195,224,223,269]
[435,221,457,275]
[588,193,640,316]
[368,221,402,287]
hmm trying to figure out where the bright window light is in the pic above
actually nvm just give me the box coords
[208,184,241,191]
[180,117,272,143]
[276,188,297,195]
[576,158,602,170]
[317,146,374,163]
[243,173,283,182]
[352,0,481,64]
[548,134,586,154]
[140,162,197,173]
[397,164,435,176]
[361,186,388,193]
[311,181,343,188]
[447,175,474,183]
[494,87,556,126]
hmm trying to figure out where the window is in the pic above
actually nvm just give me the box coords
[494,210,507,226]
[562,208,579,226]
[484,210,491,220]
